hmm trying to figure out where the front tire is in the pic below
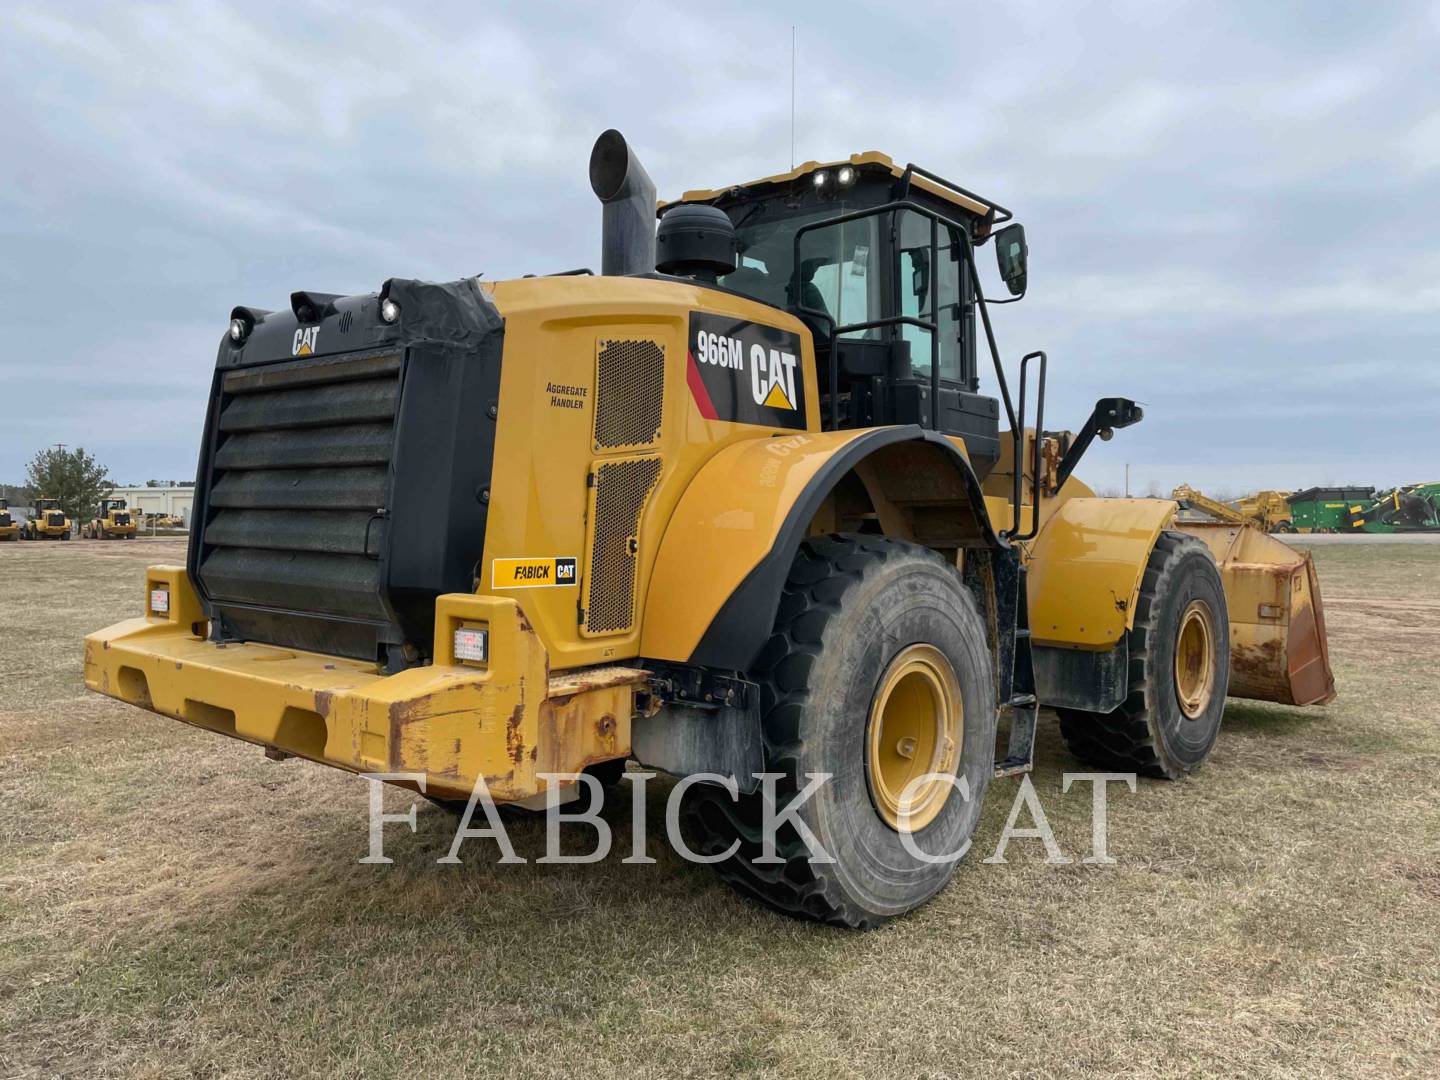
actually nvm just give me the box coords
[683,534,996,928]
[1057,531,1229,779]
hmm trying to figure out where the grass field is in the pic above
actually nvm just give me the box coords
[3,538,1438,1078]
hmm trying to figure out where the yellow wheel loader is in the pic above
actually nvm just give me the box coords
[0,499,20,541]
[84,131,1334,927]
[24,498,71,540]
[83,498,138,540]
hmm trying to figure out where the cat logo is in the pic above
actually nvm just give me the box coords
[750,346,799,411]
[292,327,321,356]
[687,312,806,430]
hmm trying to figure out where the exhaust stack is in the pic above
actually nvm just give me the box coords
[589,129,656,276]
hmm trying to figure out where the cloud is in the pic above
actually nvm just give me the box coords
[2,0,1437,491]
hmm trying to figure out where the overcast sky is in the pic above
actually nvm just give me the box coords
[3,0,1437,495]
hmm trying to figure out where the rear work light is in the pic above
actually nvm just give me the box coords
[149,588,170,615]
[453,626,488,663]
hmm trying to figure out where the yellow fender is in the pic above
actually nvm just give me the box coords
[641,425,999,670]
[1025,497,1178,650]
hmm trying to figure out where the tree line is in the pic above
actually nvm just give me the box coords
[2,447,198,521]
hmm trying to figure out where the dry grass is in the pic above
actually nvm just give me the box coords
[2,538,1438,1078]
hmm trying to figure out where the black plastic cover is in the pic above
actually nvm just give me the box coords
[656,204,738,279]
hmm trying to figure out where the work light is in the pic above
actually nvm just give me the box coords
[228,317,247,342]
[149,587,170,615]
[380,297,401,324]
[837,165,856,187]
[453,626,488,663]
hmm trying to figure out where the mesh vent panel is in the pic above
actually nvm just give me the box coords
[583,456,663,635]
[594,339,664,451]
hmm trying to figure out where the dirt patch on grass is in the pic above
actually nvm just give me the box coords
[2,540,1438,1078]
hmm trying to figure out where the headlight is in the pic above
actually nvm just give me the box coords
[380,297,401,324]
[228,317,247,342]
[836,165,856,187]
[812,170,830,190]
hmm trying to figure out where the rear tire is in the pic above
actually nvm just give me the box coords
[1057,531,1229,779]
[682,534,996,929]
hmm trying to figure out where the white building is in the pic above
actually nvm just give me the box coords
[109,486,194,525]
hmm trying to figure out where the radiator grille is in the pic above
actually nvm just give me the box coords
[582,455,663,636]
[197,350,401,636]
[593,339,664,452]
[46,512,66,527]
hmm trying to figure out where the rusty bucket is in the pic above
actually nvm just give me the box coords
[1172,522,1336,706]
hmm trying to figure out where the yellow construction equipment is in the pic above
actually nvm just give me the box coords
[23,497,71,540]
[83,498,138,540]
[0,499,19,541]
[1235,489,1294,532]
[85,131,1334,926]
[1173,484,1294,533]
[0,501,19,544]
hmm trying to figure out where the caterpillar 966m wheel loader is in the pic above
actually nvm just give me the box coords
[24,498,71,540]
[84,131,1335,926]
[83,498,138,540]
[0,499,19,541]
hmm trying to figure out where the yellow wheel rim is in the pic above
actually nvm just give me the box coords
[1174,599,1217,719]
[865,644,962,833]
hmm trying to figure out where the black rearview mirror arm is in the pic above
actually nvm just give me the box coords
[1053,397,1146,492]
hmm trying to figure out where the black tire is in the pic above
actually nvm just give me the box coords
[1057,531,1229,779]
[682,534,996,929]
[1275,520,1293,534]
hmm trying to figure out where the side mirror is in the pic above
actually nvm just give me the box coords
[994,223,1027,297]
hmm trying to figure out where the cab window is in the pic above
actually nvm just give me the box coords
[723,209,882,339]
[898,211,963,382]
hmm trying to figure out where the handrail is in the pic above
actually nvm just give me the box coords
[789,198,1019,435]
[787,197,1043,544]
[894,163,1014,227]
[1010,351,1047,542]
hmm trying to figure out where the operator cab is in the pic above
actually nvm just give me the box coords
[663,153,1028,478]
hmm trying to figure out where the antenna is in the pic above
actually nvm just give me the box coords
[790,26,796,169]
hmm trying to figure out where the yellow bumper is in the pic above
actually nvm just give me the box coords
[0,524,18,540]
[84,566,644,801]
